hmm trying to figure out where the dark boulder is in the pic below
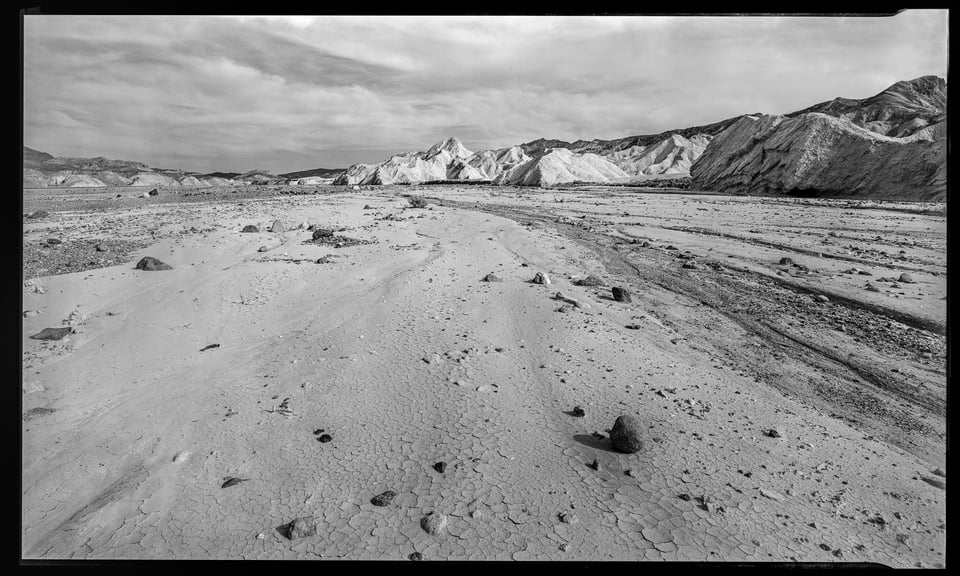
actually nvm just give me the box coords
[135,257,172,271]
[276,516,317,539]
[609,415,643,453]
[241,225,259,233]
[612,287,632,303]
[29,327,73,341]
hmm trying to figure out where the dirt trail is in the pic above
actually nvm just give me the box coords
[21,190,945,564]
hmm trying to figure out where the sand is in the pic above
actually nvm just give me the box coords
[21,186,945,564]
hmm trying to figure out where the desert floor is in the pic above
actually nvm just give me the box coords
[21,185,946,564]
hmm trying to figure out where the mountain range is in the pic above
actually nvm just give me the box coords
[23,76,946,200]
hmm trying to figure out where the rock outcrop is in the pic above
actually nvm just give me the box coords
[603,133,713,176]
[493,148,628,187]
[690,112,946,201]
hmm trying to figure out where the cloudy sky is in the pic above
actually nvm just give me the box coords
[23,12,948,174]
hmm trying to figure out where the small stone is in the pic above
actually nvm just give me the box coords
[677,493,692,501]
[420,512,448,536]
[559,512,578,524]
[482,272,503,282]
[148,188,159,196]
[277,516,317,539]
[611,287,632,302]
[866,283,880,292]
[29,327,72,341]
[573,275,604,287]
[241,225,259,233]
[28,210,50,219]
[932,467,946,478]
[759,488,785,501]
[571,406,585,417]
[587,459,600,471]
[408,552,422,561]
[317,434,332,443]
[433,462,447,473]
[609,414,643,453]
[899,272,914,283]
[779,257,794,266]
[763,429,781,438]
[532,272,551,285]
[312,228,335,240]
[624,469,634,477]
[270,220,285,233]
[45,238,62,245]
[258,246,268,252]
[135,256,172,271]
[814,294,829,303]
[371,490,397,506]
[22,310,40,318]
[559,543,570,552]
[681,260,698,270]
[95,242,107,252]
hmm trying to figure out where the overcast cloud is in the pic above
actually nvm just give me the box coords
[23,12,948,174]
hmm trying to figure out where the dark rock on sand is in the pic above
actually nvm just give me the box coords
[270,220,285,233]
[371,490,397,506]
[276,516,317,539]
[135,256,172,271]
[30,327,73,341]
[313,228,335,240]
[433,462,447,473]
[612,287,632,302]
[610,415,643,453]
[571,406,586,417]
[483,273,503,282]
[28,210,50,219]
[148,188,159,196]
[573,275,604,287]
[241,225,259,233]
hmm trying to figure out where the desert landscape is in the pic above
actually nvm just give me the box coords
[22,13,946,566]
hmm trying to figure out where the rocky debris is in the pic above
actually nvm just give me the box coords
[307,229,374,248]
[220,477,248,489]
[571,406,586,417]
[899,272,915,283]
[779,257,794,265]
[433,462,447,474]
[482,272,503,282]
[610,415,643,453]
[241,225,259,233]
[277,516,317,540]
[814,294,830,303]
[363,205,373,210]
[532,272,551,285]
[866,283,881,292]
[763,429,781,438]
[409,552,422,561]
[28,210,50,219]
[312,228,334,239]
[29,327,73,341]
[148,188,159,197]
[611,287,632,302]
[677,493,692,501]
[258,246,268,253]
[371,490,397,506]
[23,310,40,318]
[587,459,601,471]
[554,292,588,309]
[63,309,87,330]
[135,256,172,271]
[23,407,56,421]
[573,275,604,287]
[270,220,285,233]
[420,512,448,536]
[45,238,63,246]
[681,260,699,270]
[200,344,220,352]
[94,242,108,252]
[317,434,332,443]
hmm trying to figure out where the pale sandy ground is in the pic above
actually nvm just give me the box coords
[21,187,945,564]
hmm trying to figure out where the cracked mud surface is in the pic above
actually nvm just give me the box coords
[22,186,945,565]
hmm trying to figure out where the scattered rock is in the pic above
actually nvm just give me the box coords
[172,451,190,464]
[200,344,220,352]
[762,429,781,438]
[22,310,40,318]
[559,512,578,524]
[532,272,551,285]
[609,414,643,453]
[420,512,448,536]
[932,468,946,478]
[241,225,260,233]
[371,490,397,506]
[312,228,335,240]
[363,205,373,210]
[587,459,601,471]
[814,294,829,303]
[779,257,794,265]
[554,292,588,309]
[148,188,159,197]
[270,220,286,233]
[866,283,880,292]
[482,272,503,282]
[23,407,56,421]
[258,245,268,252]
[573,275,604,287]
[298,220,310,229]
[277,516,317,540]
[899,272,915,283]
[611,286,632,302]
[625,324,641,330]
[433,462,447,474]
[559,543,570,552]
[571,406,586,417]
[677,493,692,501]
[920,476,945,490]
[28,210,50,219]
[45,238,62,246]
[29,327,72,341]
[221,477,248,489]
[317,434,332,443]
[408,552,422,561]
[135,256,172,271]
[95,242,108,252]
[681,261,699,270]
